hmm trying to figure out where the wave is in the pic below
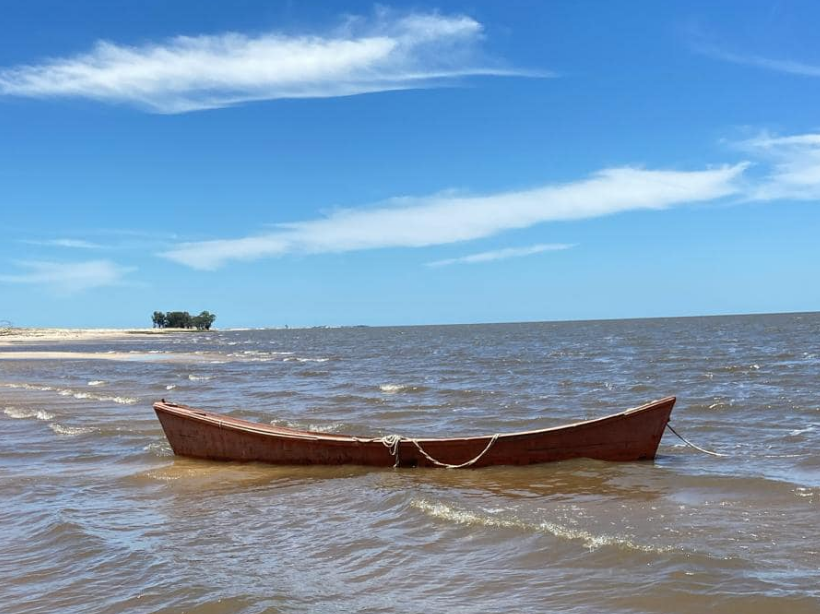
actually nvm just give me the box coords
[49,423,95,436]
[3,407,55,421]
[411,499,673,554]
[165,384,177,390]
[1,382,55,392]
[295,370,330,378]
[379,383,429,394]
[270,419,344,433]
[60,389,137,405]
[87,380,106,386]
[143,441,173,457]
[187,374,212,381]
[1,382,136,404]
[283,357,330,363]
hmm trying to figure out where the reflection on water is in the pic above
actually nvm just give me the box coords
[1,313,819,613]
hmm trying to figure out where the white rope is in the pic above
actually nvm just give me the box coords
[380,434,404,468]
[666,424,727,457]
[379,433,500,469]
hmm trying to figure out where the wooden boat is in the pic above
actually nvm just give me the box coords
[153,396,675,469]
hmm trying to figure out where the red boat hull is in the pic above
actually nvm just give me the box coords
[153,397,675,468]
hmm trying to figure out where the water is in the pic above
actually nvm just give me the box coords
[1,313,818,613]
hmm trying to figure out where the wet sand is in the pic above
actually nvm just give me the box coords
[0,327,193,346]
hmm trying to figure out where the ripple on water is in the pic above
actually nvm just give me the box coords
[410,499,675,554]
[3,406,55,421]
[48,423,95,436]
[379,383,430,394]
[2,316,819,613]
[2,381,137,404]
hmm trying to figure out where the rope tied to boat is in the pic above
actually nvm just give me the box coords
[380,434,403,467]
[665,424,726,457]
[379,433,500,469]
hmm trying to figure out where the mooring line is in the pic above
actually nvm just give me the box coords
[666,424,727,457]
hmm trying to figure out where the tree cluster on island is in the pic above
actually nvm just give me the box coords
[152,311,216,330]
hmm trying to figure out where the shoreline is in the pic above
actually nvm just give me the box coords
[0,328,198,346]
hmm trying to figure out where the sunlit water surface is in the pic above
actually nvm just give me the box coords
[1,314,818,613]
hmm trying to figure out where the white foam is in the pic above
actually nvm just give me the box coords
[380,384,408,393]
[306,422,344,433]
[3,407,55,421]
[187,374,212,381]
[271,420,343,433]
[87,380,106,386]
[1,381,136,404]
[411,499,673,554]
[1,382,55,392]
[59,388,138,405]
[49,423,94,436]
[283,357,329,363]
[165,384,177,390]
[143,442,173,457]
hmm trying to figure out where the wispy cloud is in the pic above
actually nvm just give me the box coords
[161,164,747,270]
[692,39,820,77]
[427,243,574,267]
[734,132,820,200]
[0,260,136,294]
[21,238,104,249]
[0,12,541,113]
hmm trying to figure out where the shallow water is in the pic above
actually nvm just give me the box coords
[1,313,818,613]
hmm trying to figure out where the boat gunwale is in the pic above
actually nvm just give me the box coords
[153,396,676,445]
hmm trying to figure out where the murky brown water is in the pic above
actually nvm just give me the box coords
[1,314,818,613]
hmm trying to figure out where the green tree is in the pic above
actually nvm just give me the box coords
[165,311,192,328]
[151,311,167,328]
[192,311,216,330]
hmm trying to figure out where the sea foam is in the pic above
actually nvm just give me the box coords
[411,499,673,554]
[3,407,55,421]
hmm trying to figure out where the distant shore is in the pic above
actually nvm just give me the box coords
[0,328,197,346]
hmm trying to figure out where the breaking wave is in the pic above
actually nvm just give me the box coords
[59,389,137,404]
[3,407,55,421]
[143,441,173,457]
[1,382,136,404]
[379,383,430,394]
[87,380,106,386]
[271,419,345,433]
[1,382,55,392]
[283,357,330,363]
[49,423,95,436]
[411,499,673,554]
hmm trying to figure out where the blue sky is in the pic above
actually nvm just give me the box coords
[1,0,819,327]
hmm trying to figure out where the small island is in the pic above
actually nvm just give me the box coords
[152,311,216,330]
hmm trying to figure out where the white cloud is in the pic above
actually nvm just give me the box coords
[161,164,747,269]
[427,243,575,267]
[21,238,104,249]
[0,260,136,294]
[693,40,820,77]
[0,12,540,113]
[734,132,820,200]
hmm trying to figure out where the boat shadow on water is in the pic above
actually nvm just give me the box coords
[139,454,672,503]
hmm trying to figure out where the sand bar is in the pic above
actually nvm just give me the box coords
[0,328,196,346]
[0,351,219,363]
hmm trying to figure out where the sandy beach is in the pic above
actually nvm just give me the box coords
[0,327,194,346]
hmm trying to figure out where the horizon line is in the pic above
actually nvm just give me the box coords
[7,308,818,332]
